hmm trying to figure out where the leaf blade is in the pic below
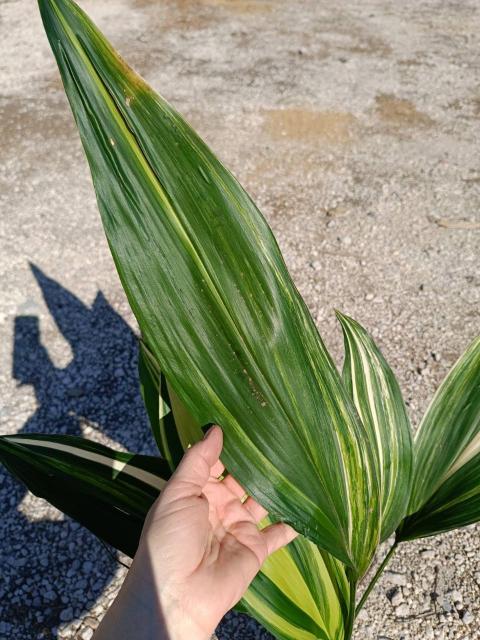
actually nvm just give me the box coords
[398,450,480,540]
[0,434,170,557]
[337,312,413,540]
[242,534,348,640]
[138,340,185,469]
[397,335,480,540]
[409,335,480,515]
[38,0,380,573]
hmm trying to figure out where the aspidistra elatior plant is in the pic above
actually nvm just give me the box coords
[1,1,479,638]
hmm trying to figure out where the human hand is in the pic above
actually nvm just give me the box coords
[94,425,297,640]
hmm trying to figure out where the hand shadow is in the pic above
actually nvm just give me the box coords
[0,264,157,639]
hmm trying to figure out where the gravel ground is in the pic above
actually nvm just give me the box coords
[1,0,479,638]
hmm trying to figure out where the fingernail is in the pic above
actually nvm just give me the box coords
[202,423,216,439]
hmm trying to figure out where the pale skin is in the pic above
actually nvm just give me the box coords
[94,426,297,640]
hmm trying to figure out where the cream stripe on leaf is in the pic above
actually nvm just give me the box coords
[0,434,171,557]
[241,534,351,640]
[39,0,380,574]
[246,534,346,640]
[241,569,334,640]
[6,436,167,490]
[398,450,480,540]
[336,312,413,541]
[397,335,480,541]
[407,335,480,515]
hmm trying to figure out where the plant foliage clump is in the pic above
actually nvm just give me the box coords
[1,1,479,638]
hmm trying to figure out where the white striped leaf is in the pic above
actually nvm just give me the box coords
[398,450,480,540]
[398,335,480,540]
[408,335,480,514]
[0,434,170,557]
[337,312,413,540]
[39,0,380,574]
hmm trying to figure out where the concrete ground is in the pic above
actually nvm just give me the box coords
[1,0,479,638]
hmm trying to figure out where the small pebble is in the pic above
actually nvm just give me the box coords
[395,603,410,617]
[384,571,407,587]
[59,607,73,622]
[462,611,474,625]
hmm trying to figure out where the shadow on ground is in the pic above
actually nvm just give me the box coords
[0,264,267,640]
[0,264,157,639]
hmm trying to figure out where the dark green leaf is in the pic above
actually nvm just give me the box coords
[0,434,170,557]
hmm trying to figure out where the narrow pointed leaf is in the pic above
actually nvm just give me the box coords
[337,312,413,540]
[0,434,170,557]
[397,335,480,540]
[398,450,480,540]
[408,335,480,514]
[38,0,380,572]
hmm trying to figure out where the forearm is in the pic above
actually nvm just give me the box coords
[93,548,211,640]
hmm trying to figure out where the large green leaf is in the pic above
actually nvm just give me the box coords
[337,312,413,540]
[0,434,169,557]
[139,355,351,638]
[397,335,480,540]
[38,0,380,573]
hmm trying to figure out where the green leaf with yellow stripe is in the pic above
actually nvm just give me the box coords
[398,335,480,541]
[139,353,351,638]
[242,535,349,640]
[38,0,380,574]
[337,312,413,540]
[0,434,170,557]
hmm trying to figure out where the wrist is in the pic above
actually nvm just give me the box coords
[119,546,214,640]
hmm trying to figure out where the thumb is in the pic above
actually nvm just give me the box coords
[169,425,223,497]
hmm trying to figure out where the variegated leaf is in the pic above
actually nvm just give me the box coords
[0,434,170,557]
[1,431,349,640]
[337,312,413,540]
[408,335,480,514]
[398,335,480,540]
[241,534,349,640]
[139,355,351,640]
[398,450,480,540]
[39,0,380,574]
